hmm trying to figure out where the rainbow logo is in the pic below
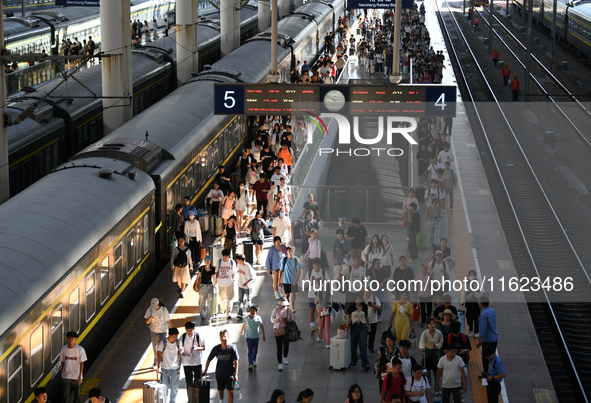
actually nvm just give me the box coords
[303,111,329,136]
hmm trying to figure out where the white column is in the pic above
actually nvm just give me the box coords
[390,0,402,84]
[221,0,234,56]
[0,1,8,203]
[258,0,271,31]
[233,0,241,48]
[100,0,133,135]
[192,0,199,71]
[177,0,196,84]
[278,0,289,19]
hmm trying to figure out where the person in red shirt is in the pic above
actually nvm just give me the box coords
[501,64,510,87]
[492,49,499,66]
[381,358,406,403]
[251,173,272,219]
[511,75,521,101]
[474,16,479,30]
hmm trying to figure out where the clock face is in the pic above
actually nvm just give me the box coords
[323,89,346,112]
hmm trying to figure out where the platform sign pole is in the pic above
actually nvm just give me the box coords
[390,0,402,84]
[506,0,510,16]
[463,0,466,15]
[488,0,493,54]
[0,0,8,203]
[524,0,533,100]
[551,0,557,70]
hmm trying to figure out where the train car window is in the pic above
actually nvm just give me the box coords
[126,231,135,274]
[136,223,142,263]
[143,215,149,254]
[188,166,194,196]
[68,287,80,333]
[8,348,22,403]
[30,325,43,385]
[90,121,97,143]
[9,167,19,197]
[114,243,123,288]
[53,144,59,169]
[50,305,63,363]
[181,174,187,201]
[45,148,52,174]
[166,187,174,213]
[23,160,32,188]
[100,255,109,304]
[85,273,96,322]
[34,153,42,181]
[211,141,219,176]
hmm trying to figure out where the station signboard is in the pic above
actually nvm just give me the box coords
[347,0,414,9]
[56,0,100,5]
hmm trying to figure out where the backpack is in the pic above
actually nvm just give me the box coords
[89,40,95,50]
[160,339,180,352]
[429,259,446,273]
[174,247,189,268]
[285,320,302,342]
[410,374,429,391]
[446,333,470,360]
[181,333,201,349]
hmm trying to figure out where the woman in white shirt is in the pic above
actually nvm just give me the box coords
[307,229,322,260]
[184,213,202,266]
[361,234,383,268]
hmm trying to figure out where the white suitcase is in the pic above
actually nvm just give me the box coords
[210,244,223,264]
[143,381,168,403]
[329,336,350,370]
[199,215,209,232]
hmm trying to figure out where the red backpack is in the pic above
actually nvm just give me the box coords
[446,333,470,360]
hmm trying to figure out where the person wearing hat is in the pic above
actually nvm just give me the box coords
[171,237,193,297]
[145,298,172,367]
[432,294,458,324]
[271,299,294,371]
[196,255,216,323]
[436,308,456,343]
[483,345,506,403]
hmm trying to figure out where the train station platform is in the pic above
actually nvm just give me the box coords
[82,2,557,402]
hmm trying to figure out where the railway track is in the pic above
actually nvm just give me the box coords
[436,0,591,401]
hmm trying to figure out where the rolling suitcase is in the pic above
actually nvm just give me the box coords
[243,240,255,264]
[199,210,209,232]
[143,381,167,403]
[187,379,211,403]
[414,186,425,202]
[210,215,223,237]
[210,244,223,264]
[292,219,302,239]
[329,336,350,370]
[417,232,427,250]
[370,65,376,74]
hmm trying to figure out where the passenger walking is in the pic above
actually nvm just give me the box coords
[236,254,256,319]
[184,213,202,266]
[380,358,406,403]
[299,193,322,222]
[235,182,249,232]
[436,347,467,403]
[302,210,319,255]
[251,174,272,219]
[443,163,458,211]
[60,332,87,403]
[171,204,184,239]
[266,236,287,300]
[221,215,238,257]
[501,64,510,86]
[171,237,193,296]
[463,270,483,337]
[389,291,413,343]
[363,289,382,353]
[407,203,420,262]
[511,75,521,101]
[145,298,172,367]
[196,255,216,323]
[403,189,420,240]
[425,198,444,247]
[34,387,49,403]
[241,305,266,371]
[361,234,384,268]
[180,322,205,386]
[182,196,197,220]
[484,345,506,403]
[346,384,365,403]
[375,333,400,392]
[405,364,431,403]
[272,208,291,245]
[305,258,328,334]
[216,249,237,320]
[415,264,435,327]
[477,297,498,374]
[164,19,169,37]
[332,228,352,280]
[247,210,267,265]
[271,300,295,371]
[206,182,224,216]
[220,191,236,226]
[86,388,110,403]
[419,319,444,387]
[203,329,239,403]
[347,217,368,260]
[157,328,181,403]
[346,296,371,371]
[279,246,303,310]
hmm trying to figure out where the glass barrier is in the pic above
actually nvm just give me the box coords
[6,61,61,96]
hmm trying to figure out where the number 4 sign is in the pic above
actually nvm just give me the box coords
[426,86,456,117]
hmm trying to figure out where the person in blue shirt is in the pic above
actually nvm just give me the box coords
[279,246,302,311]
[181,196,198,221]
[483,345,506,403]
[266,236,287,300]
[476,297,498,374]
[240,306,266,372]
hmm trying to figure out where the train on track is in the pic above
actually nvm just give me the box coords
[0,1,344,402]
[7,3,259,197]
[513,0,591,56]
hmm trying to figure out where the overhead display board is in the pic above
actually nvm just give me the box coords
[347,0,414,9]
[214,83,456,117]
[56,0,100,5]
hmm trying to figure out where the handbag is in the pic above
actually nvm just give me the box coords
[412,303,420,322]
[337,325,349,339]
[402,218,406,229]
[273,327,286,338]
[193,273,202,292]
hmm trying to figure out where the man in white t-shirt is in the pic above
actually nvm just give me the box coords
[60,331,87,403]
[272,209,291,245]
[144,298,172,367]
[363,289,381,353]
[437,143,454,165]
[236,254,256,319]
[180,322,205,387]
[346,257,367,291]
[405,364,431,403]
[216,249,237,320]
[436,348,466,403]
[157,328,182,403]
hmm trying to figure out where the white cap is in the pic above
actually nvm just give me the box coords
[151,298,159,308]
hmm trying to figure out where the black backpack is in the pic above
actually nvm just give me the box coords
[174,247,188,268]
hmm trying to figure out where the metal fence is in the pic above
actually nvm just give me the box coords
[6,61,62,96]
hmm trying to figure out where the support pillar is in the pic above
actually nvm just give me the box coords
[221,0,235,56]
[233,0,241,47]
[258,0,271,31]
[278,0,289,19]
[193,0,199,71]
[0,1,8,203]
[267,0,280,82]
[389,0,402,84]
[100,0,133,135]
[177,0,197,84]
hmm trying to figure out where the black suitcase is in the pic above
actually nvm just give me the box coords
[414,186,425,203]
[243,240,255,264]
[188,379,210,403]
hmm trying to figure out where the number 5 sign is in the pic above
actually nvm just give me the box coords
[214,85,244,115]
[426,86,456,117]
